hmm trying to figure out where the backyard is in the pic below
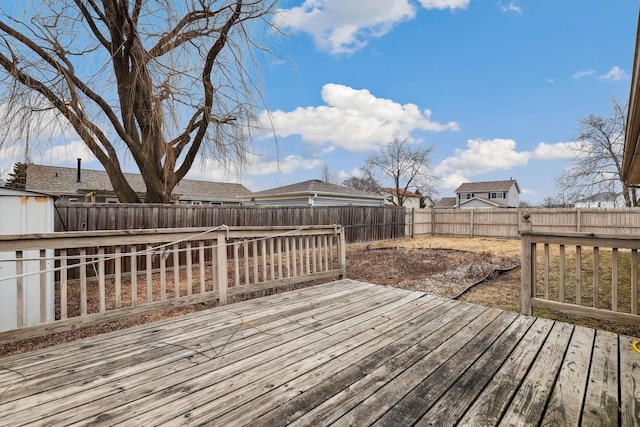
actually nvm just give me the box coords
[1,235,639,357]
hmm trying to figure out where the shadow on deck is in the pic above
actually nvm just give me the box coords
[0,279,638,426]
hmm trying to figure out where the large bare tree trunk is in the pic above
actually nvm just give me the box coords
[0,0,277,203]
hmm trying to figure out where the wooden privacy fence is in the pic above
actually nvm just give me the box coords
[54,204,405,243]
[407,207,640,238]
[0,225,346,343]
[520,214,640,327]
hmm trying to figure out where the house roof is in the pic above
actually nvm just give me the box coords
[381,188,420,198]
[454,180,520,194]
[0,186,55,198]
[249,179,384,200]
[434,197,457,207]
[25,164,251,201]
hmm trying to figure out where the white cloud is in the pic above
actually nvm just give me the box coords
[531,141,581,159]
[246,154,323,176]
[600,66,628,81]
[419,0,470,10]
[573,70,595,80]
[32,140,96,166]
[275,0,468,54]
[498,1,521,14]
[186,153,322,183]
[435,138,577,189]
[261,83,458,152]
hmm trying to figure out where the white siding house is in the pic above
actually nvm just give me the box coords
[574,192,626,208]
[454,180,520,209]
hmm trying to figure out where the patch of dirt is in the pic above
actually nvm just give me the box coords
[346,246,518,298]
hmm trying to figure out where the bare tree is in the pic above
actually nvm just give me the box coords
[364,137,437,207]
[342,174,381,193]
[319,163,339,184]
[556,97,637,207]
[0,1,278,203]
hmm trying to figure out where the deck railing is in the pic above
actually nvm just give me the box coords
[0,225,346,343]
[520,213,640,326]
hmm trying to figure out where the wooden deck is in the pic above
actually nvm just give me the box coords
[0,279,639,426]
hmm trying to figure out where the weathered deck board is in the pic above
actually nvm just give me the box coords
[0,279,639,426]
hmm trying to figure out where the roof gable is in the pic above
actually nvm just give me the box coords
[459,197,502,208]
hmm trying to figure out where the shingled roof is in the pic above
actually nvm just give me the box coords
[250,179,383,199]
[434,197,457,207]
[25,164,251,202]
[454,180,520,194]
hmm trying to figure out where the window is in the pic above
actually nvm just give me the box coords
[490,192,505,199]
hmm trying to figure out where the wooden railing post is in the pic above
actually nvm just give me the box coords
[337,227,346,279]
[217,230,228,305]
[520,212,533,315]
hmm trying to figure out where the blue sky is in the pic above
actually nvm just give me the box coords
[1,0,637,204]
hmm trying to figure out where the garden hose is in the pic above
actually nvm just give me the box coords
[633,339,640,355]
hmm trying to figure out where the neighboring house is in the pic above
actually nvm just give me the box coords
[434,197,457,208]
[245,180,385,207]
[380,188,423,209]
[24,163,251,204]
[574,192,625,208]
[454,180,520,209]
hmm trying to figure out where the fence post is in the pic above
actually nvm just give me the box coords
[216,230,228,304]
[337,227,347,279]
[576,208,581,232]
[520,212,533,316]
[411,208,415,238]
[470,209,475,238]
[431,209,436,236]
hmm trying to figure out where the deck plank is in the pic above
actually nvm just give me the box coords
[112,290,432,426]
[619,335,640,427]
[498,321,575,426]
[415,314,536,426]
[213,297,460,426]
[287,301,485,426]
[375,310,521,426]
[7,284,412,425]
[582,330,619,426]
[331,307,502,426]
[458,317,555,426]
[0,279,637,426]
[31,286,422,425]
[0,279,362,377]
[542,325,595,426]
[0,282,388,405]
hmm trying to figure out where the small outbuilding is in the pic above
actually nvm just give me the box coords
[0,186,55,331]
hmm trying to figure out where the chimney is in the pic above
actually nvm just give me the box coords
[77,158,81,183]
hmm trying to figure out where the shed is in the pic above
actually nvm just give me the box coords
[0,187,55,331]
